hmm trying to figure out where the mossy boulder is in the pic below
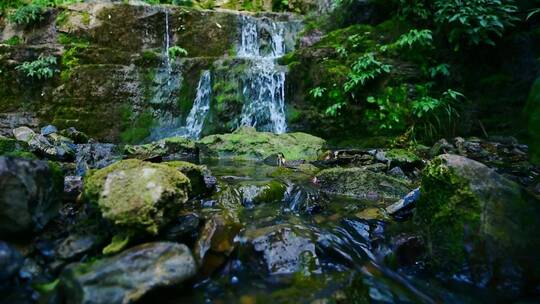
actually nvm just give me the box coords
[384,148,422,169]
[525,77,540,164]
[198,127,326,161]
[84,159,190,235]
[123,137,198,162]
[315,167,411,200]
[238,180,288,206]
[415,154,540,286]
[164,161,215,198]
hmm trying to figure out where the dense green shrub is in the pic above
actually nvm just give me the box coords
[168,46,188,59]
[7,4,45,25]
[434,0,519,49]
[16,55,58,79]
[398,0,519,49]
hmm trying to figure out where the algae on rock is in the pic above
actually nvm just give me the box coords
[84,159,191,235]
[315,166,411,200]
[414,154,540,285]
[198,127,326,161]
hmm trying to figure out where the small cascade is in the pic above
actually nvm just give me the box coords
[147,9,183,141]
[237,15,292,134]
[183,70,212,139]
[148,11,301,142]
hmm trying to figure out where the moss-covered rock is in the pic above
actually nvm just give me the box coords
[315,167,411,200]
[238,179,287,206]
[525,77,540,164]
[198,127,326,161]
[123,136,198,162]
[384,148,422,169]
[84,159,190,235]
[164,160,215,198]
[414,154,540,285]
[0,136,32,158]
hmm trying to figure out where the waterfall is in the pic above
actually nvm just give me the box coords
[164,10,171,72]
[183,70,212,139]
[147,9,182,141]
[237,15,289,134]
[147,12,301,142]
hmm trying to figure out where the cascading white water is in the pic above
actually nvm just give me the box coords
[237,15,289,134]
[183,70,212,139]
[148,11,300,142]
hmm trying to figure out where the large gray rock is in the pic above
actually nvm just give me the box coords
[315,167,411,200]
[60,242,197,304]
[0,157,63,238]
[415,154,540,289]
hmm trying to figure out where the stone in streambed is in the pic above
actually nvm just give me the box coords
[123,137,198,162]
[13,126,75,161]
[315,167,411,200]
[164,161,216,198]
[415,154,540,290]
[242,225,320,275]
[0,157,64,238]
[198,127,326,161]
[59,242,197,304]
[84,159,190,235]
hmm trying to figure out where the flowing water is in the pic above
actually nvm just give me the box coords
[238,15,290,134]
[183,70,212,139]
[142,160,501,304]
[148,12,300,141]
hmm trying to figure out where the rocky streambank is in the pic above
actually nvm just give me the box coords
[1,123,539,303]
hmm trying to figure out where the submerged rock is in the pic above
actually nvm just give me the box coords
[194,213,242,275]
[0,157,64,238]
[315,167,411,200]
[198,127,326,161]
[84,159,190,235]
[238,180,287,207]
[242,225,320,275]
[60,242,197,304]
[415,154,540,288]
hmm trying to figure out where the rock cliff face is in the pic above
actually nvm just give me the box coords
[0,3,302,142]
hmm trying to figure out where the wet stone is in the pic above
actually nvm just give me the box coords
[60,242,197,304]
[0,241,23,282]
[243,225,321,275]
